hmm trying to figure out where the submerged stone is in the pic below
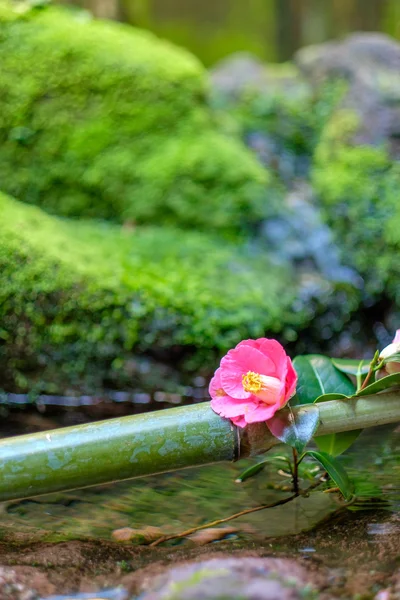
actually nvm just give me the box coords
[138,557,317,600]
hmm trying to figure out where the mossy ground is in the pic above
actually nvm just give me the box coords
[0,193,308,393]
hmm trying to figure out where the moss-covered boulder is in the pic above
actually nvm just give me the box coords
[0,3,270,233]
[0,193,310,394]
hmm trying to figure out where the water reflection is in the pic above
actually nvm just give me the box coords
[1,419,398,544]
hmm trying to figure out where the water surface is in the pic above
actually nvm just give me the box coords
[1,416,398,544]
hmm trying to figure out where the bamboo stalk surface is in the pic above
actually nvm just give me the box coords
[0,393,398,502]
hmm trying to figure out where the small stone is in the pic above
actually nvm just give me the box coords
[188,526,237,545]
[112,526,163,545]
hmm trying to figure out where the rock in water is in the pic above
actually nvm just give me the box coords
[139,557,316,600]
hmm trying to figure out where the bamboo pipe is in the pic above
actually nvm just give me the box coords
[0,393,399,502]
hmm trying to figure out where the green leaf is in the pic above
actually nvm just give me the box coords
[293,355,356,405]
[235,456,293,483]
[313,390,361,455]
[305,450,354,501]
[314,430,362,457]
[314,392,350,403]
[331,358,370,376]
[356,372,400,396]
[235,459,269,483]
[266,405,320,453]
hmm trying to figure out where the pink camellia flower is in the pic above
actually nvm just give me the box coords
[209,338,297,428]
[379,329,400,375]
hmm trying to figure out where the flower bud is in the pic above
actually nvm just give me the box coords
[379,330,400,375]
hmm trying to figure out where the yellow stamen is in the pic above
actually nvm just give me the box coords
[242,371,262,394]
[242,370,282,405]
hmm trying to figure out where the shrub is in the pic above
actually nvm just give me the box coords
[0,3,270,233]
[0,193,308,394]
[211,69,346,183]
[312,109,400,300]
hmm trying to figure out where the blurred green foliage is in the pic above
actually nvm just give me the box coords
[211,72,346,182]
[0,4,271,234]
[123,0,279,66]
[122,0,400,66]
[0,193,308,393]
[313,109,400,302]
[216,71,400,315]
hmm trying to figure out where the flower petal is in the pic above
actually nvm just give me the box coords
[235,339,263,351]
[220,345,276,399]
[230,415,247,428]
[229,344,276,376]
[219,353,252,400]
[393,329,400,344]
[244,402,279,423]
[284,356,298,402]
[211,395,252,418]
[257,338,288,377]
[209,368,223,399]
[255,374,283,405]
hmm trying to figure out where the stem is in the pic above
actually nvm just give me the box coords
[358,350,380,392]
[373,360,385,372]
[150,477,324,547]
[356,372,363,392]
[292,448,299,495]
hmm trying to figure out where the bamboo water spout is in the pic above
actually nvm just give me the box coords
[0,394,399,502]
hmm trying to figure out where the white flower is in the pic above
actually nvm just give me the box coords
[379,330,400,374]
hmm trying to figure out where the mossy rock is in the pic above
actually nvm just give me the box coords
[312,109,400,302]
[0,3,270,233]
[210,59,346,183]
[0,193,308,394]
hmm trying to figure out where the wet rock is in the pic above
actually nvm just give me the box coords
[259,181,362,343]
[390,568,400,598]
[261,182,360,286]
[211,52,308,99]
[43,590,129,600]
[210,52,268,96]
[295,33,400,153]
[0,566,55,599]
[138,557,317,600]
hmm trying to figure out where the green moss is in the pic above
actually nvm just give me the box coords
[312,109,400,299]
[0,193,307,393]
[0,3,269,233]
